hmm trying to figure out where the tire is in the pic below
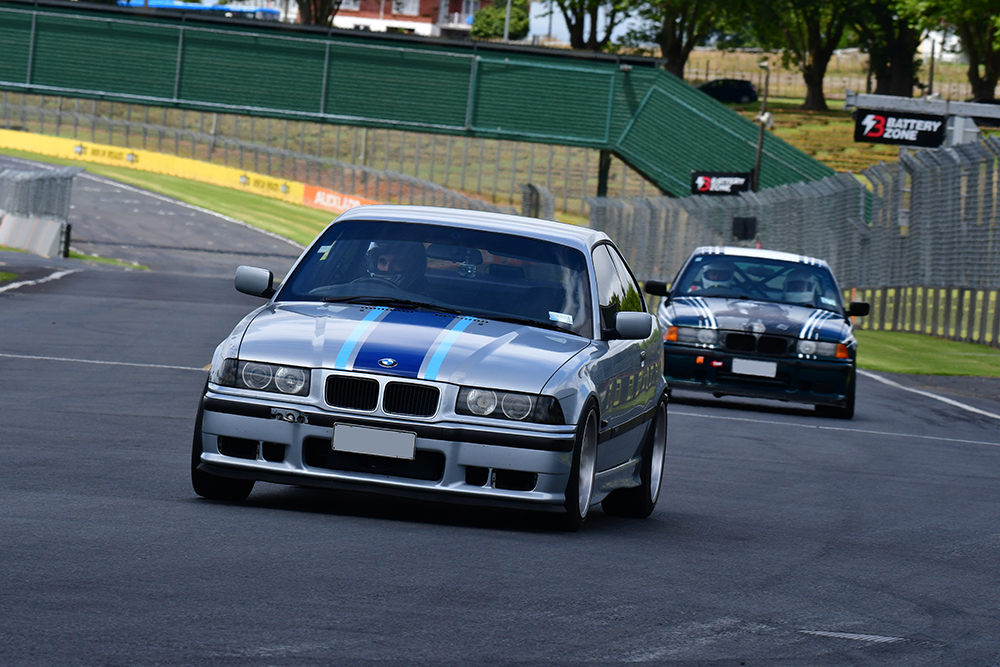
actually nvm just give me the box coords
[601,400,667,518]
[558,405,599,532]
[816,367,856,420]
[191,392,255,501]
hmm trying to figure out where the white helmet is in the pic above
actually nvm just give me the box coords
[700,261,733,289]
[783,269,818,305]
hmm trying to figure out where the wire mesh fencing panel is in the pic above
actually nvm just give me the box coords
[589,173,871,286]
[590,139,1000,346]
[0,166,81,220]
[0,94,522,216]
[1,93,660,215]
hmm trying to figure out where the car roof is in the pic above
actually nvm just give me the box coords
[691,245,831,269]
[332,205,609,253]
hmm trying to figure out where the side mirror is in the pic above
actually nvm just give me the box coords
[235,265,275,298]
[612,311,654,340]
[846,301,870,317]
[644,280,669,297]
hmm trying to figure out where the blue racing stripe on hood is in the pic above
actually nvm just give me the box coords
[422,317,475,381]
[351,310,455,377]
[334,307,388,370]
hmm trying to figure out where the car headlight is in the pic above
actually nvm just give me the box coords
[212,358,310,396]
[665,326,717,346]
[797,340,849,359]
[456,387,565,424]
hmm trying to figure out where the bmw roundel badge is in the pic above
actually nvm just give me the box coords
[378,358,398,368]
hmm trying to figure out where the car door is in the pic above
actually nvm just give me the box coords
[590,243,651,471]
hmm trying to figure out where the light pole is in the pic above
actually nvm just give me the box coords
[752,59,772,192]
[503,0,512,42]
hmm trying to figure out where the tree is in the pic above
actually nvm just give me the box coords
[750,0,857,111]
[297,0,345,25]
[852,1,924,97]
[471,0,531,40]
[902,0,1000,100]
[552,0,633,51]
[621,0,739,78]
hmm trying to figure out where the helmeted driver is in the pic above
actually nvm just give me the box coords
[699,261,734,290]
[783,269,818,305]
[365,241,428,292]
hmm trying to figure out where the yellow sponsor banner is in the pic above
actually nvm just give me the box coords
[0,130,382,213]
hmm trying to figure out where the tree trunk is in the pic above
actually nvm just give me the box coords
[802,63,829,111]
[655,4,712,81]
[957,21,1000,100]
[561,7,587,50]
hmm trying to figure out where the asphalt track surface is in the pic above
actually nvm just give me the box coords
[2,157,1000,666]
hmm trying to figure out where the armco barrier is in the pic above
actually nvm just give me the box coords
[849,286,1000,347]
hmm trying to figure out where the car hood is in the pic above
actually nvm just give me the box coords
[660,296,852,341]
[237,303,589,393]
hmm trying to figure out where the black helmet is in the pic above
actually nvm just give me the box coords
[365,241,426,290]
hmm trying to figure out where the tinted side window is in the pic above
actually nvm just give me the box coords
[606,245,645,313]
[593,245,627,331]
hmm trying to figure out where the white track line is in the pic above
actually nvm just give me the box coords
[669,410,1000,447]
[857,369,1000,421]
[799,630,906,644]
[79,173,305,250]
[0,269,78,294]
[0,352,205,372]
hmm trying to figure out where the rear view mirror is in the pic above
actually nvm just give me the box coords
[613,312,654,340]
[235,265,275,298]
[426,244,484,265]
[644,280,669,297]
[846,301,870,317]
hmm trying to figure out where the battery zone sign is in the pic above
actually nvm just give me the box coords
[854,109,945,147]
[691,171,753,195]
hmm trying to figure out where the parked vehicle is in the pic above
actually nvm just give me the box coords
[645,246,869,419]
[192,205,668,529]
[698,79,759,104]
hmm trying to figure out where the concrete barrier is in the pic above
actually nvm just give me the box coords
[0,214,68,258]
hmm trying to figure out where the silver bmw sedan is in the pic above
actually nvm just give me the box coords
[192,205,667,530]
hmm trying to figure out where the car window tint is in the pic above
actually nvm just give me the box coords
[592,245,627,330]
[279,219,594,337]
[606,245,645,313]
[673,254,844,312]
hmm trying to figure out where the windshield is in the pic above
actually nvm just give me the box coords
[673,254,844,312]
[279,219,594,337]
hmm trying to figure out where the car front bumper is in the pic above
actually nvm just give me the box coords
[196,389,578,509]
[662,344,854,406]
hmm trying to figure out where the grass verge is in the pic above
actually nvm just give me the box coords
[68,251,148,270]
[856,330,1000,377]
[0,271,16,283]
[0,147,334,246]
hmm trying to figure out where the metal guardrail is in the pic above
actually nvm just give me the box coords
[851,286,999,346]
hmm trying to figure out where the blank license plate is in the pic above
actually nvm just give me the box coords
[731,358,777,378]
[333,424,415,460]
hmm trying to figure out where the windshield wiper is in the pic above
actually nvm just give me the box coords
[479,313,569,334]
[322,295,461,315]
